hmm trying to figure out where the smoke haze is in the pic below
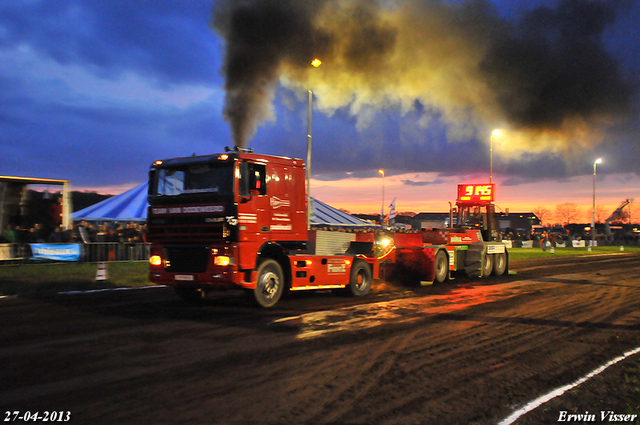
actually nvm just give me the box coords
[212,0,637,154]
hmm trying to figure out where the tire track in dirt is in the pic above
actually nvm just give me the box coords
[295,330,419,424]
[2,254,639,425]
[343,321,571,423]
[318,267,640,424]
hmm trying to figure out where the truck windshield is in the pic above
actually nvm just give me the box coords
[152,163,233,197]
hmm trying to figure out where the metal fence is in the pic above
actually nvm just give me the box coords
[0,243,151,264]
[82,243,151,262]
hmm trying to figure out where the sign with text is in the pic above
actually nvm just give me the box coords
[30,244,81,262]
[457,184,495,204]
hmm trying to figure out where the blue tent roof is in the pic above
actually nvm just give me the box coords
[72,183,149,222]
[73,182,371,227]
[309,197,370,227]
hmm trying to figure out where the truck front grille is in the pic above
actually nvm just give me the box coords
[165,246,209,273]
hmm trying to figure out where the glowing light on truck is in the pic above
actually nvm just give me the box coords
[214,256,232,266]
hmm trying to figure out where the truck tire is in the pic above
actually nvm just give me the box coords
[481,253,493,277]
[434,250,448,283]
[175,287,207,303]
[348,259,372,297]
[492,252,507,276]
[254,259,284,308]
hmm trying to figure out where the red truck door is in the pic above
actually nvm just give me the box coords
[237,160,269,268]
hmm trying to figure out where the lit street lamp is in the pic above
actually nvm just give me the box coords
[379,169,385,225]
[307,58,321,229]
[490,129,501,183]
[590,158,602,251]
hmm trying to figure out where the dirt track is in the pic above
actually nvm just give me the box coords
[1,253,640,424]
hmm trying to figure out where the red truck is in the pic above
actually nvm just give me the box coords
[147,148,508,307]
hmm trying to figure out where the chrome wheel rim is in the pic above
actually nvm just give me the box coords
[259,271,279,298]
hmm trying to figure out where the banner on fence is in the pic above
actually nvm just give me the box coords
[30,244,81,262]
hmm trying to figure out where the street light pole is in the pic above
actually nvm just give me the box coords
[590,158,602,251]
[306,59,322,230]
[307,89,312,230]
[490,129,501,184]
[379,169,385,226]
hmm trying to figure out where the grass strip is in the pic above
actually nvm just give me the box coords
[1,246,638,297]
[0,262,151,297]
[507,245,640,260]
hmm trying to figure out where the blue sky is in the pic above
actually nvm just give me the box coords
[0,0,638,214]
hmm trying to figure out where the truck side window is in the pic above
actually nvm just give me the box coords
[250,164,267,195]
[239,162,266,196]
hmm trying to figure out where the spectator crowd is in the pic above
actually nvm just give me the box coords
[1,221,147,245]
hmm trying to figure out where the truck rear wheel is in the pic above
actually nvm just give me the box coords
[348,259,372,297]
[434,250,448,283]
[492,252,507,276]
[481,253,493,277]
[254,259,284,308]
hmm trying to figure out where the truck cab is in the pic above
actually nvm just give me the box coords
[147,148,373,307]
[148,150,307,298]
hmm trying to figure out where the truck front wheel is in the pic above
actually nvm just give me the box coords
[254,259,284,308]
[348,260,372,297]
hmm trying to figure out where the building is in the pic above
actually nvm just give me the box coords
[403,212,540,234]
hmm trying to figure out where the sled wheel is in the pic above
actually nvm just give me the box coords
[254,259,284,308]
[482,253,494,277]
[434,250,448,283]
[492,252,507,276]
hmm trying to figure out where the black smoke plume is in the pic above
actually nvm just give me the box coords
[212,0,330,147]
[212,0,637,154]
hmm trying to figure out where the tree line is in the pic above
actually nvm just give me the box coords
[533,199,639,226]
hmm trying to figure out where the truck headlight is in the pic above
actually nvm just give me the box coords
[214,256,232,266]
[149,255,163,266]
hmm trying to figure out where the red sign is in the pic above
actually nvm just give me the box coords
[457,184,494,203]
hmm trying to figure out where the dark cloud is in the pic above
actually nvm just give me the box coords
[0,71,228,186]
[0,0,221,85]
[402,178,447,186]
[480,0,636,131]
[0,0,231,186]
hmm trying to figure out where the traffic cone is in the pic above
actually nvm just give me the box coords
[620,246,624,252]
[95,262,108,281]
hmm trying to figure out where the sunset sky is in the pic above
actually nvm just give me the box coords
[0,0,638,221]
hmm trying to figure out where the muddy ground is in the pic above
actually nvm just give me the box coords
[1,253,639,424]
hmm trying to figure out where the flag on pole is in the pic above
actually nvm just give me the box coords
[389,198,396,225]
